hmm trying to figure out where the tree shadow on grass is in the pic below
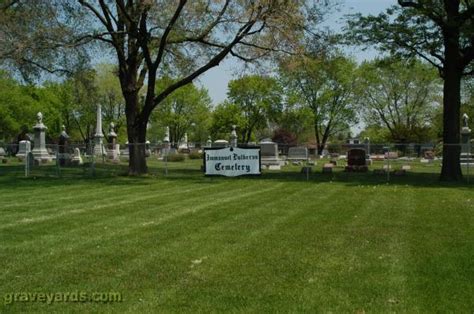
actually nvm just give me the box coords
[1,164,474,190]
[156,167,474,190]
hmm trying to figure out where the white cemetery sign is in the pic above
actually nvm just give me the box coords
[204,147,261,176]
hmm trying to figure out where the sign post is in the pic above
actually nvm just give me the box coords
[204,147,261,177]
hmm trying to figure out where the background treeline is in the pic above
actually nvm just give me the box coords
[2,56,472,148]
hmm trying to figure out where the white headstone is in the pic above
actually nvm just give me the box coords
[16,140,31,160]
[94,104,105,156]
[71,148,83,165]
[32,112,52,162]
[230,125,238,148]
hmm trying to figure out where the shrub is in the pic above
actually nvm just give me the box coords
[188,151,203,159]
[166,153,185,162]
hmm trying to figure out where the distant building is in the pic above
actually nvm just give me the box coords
[346,138,360,145]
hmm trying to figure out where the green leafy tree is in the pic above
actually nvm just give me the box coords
[357,125,392,144]
[276,106,314,144]
[95,64,126,143]
[226,75,283,143]
[48,69,99,143]
[70,0,316,174]
[0,72,39,142]
[346,0,474,180]
[357,58,441,143]
[0,71,63,143]
[210,101,246,142]
[0,1,87,81]
[150,79,211,146]
[279,54,358,155]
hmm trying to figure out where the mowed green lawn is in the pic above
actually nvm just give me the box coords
[0,162,473,312]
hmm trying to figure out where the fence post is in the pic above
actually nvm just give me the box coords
[387,150,390,183]
[164,146,168,176]
[466,140,471,184]
[24,153,28,177]
[91,140,96,177]
[56,146,61,178]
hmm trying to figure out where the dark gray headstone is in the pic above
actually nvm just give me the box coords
[347,149,366,166]
[259,140,278,158]
[27,152,35,168]
[287,147,308,161]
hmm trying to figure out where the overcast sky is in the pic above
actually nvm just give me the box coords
[198,0,397,106]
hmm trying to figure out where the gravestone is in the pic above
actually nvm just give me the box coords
[259,139,282,166]
[213,139,229,148]
[58,125,70,166]
[178,133,189,151]
[94,104,106,157]
[163,126,170,148]
[160,127,171,158]
[206,136,212,147]
[178,134,190,153]
[0,147,5,162]
[385,151,399,159]
[107,122,120,162]
[460,113,474,166]
[287,147,308,162]
[145,140,152,157]
[32,112,52,162]
[71,148,83,165]
[420,150,435,163]
[322,163,334,174]
[424,150,435,159]
[230,125,238,148]
[16,140,31,161]
[345,148,368,172]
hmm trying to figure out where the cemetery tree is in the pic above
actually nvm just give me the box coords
[346,0,474,181]
[95,64,126,142]
[279,54,357,155]
[226,75,283,143]
[276,106,314,144]
[0,1,87,82]
[210,101,246,141]
[151,78,211,146]
[357,58,441,143]
[0,72,64,142]
[51,69,100,143]
[0,72,40,141]
[74,0,309,175]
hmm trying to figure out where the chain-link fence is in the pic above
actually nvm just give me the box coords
[0,141,473,184]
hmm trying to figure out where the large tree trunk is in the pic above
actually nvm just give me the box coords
[124,89,148,175]
[245,128,252,144]
[127,120,148,175]
[314,124,322,155]
[440,26,463,181]
[318,123,332,156]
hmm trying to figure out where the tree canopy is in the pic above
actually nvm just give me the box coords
[279,54,358,154]
[150,79,211,146]
[356,58,441,143]
[346,0,474,180]
[227,75,282,143]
